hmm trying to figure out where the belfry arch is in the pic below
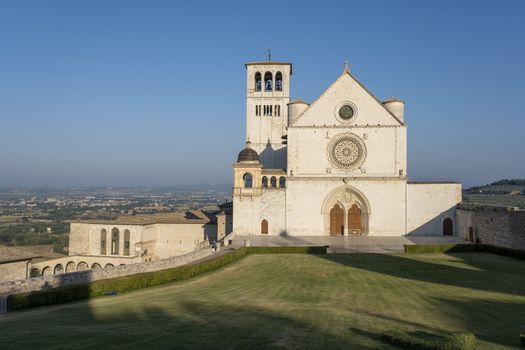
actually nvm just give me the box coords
[321,186,370,236]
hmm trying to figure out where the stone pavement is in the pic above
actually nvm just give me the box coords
[232,235,466,253]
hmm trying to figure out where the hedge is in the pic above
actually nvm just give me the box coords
[404,244,525,260]
[8,246,326,312]
[382,330,477,350]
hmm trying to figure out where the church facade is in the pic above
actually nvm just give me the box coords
[233,60,461,236]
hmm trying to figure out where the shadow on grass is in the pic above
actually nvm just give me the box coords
[0,299,391,350]
[317,253,525,297]
[318,253,525,348]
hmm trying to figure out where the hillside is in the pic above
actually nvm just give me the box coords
[463,179,525,209]
[1,253,524,349]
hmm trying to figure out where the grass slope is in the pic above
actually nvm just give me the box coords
[1,253,525,349]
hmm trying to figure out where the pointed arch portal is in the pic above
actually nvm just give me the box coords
[322,186,370,236]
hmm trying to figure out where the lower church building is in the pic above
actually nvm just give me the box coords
[232,60,461,236]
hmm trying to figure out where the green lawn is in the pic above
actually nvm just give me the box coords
[1,253,525,349]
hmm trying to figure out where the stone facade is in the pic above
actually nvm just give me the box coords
[457,203,525,250]
[233,60,461,237]
[0,261,31,281]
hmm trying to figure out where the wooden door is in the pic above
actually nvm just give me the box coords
[348,204,362,235]
[443,218,453,236]
[330,204,344,235]
[261,219,268,234]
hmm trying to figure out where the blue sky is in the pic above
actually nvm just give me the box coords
[0,0,523,188]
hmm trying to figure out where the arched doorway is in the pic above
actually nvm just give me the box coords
[330,204,344,235]
[261,219,268,234]
[348,204,362,235]
[443,218,453,236]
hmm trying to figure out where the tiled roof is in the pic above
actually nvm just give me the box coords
[71,210,216,225]
[0,245,41,264]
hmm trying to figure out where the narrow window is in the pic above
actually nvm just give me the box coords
[254,72,262,92]
[262,176,268,187]
[279,176,286,188]
[275,72,283,91]
[111,227,120,255]
[243,173,253,188]
[264,71,273,91]
[270,105,273,116]
[124,229,130,256]
[100,229,107,255]
[270,176,277,188]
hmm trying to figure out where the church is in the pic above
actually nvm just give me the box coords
[232,59,461,236]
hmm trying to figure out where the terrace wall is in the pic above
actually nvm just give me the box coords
[457,203,525,250]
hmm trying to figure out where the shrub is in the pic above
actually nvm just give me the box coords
[8,246,327,311]
[405,243,525,261]
[440,333,477,350]
[382,330,477,350]
[382,330,437,350]
[404,244,477,254]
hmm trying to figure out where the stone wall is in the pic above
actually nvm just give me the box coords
[0,246,212,296]
[0,261,30,281]
[456,203,525,250]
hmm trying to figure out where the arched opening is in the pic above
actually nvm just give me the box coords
[261,219,268,234]
[243,173,253,188]
[54,264,64,275]
[41,266,51,276]
[30,268,39,278]
[111,227,120,255]
[330,204,344,235]
[124,229,130,256]
[91,263,102,270]
[264,71,272,91]
[270,176,277,187]
[254,72,262,92]
[443,218,453,236]
[262,176,268,187]
[77,262,88,271]
[279,176,286,188]
[100,228,107,255]
[275,72,283,91]
[65,261,75,273]
[348,204,362,235]
[322,186,370,236]
[105,263,114,268]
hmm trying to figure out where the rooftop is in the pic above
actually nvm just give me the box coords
[0,245,41,264]
[71,210,216,225]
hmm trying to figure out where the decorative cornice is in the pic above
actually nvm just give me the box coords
[288,124,405,129]
[287,176,407,182]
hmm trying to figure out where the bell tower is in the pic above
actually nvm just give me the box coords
[245,58,291,169]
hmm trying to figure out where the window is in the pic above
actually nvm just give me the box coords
[275,72,283,91]
[243,173,253,188]
[279,176,286,188]
[124,229,130,256]
[270,176,277,188]
[264,71,273,91]
[262,176,268,187]
[100,229,107,255]
[111,227,120,255]
[254,72,261,92]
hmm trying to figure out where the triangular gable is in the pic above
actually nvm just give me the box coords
[292,70,404,127]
